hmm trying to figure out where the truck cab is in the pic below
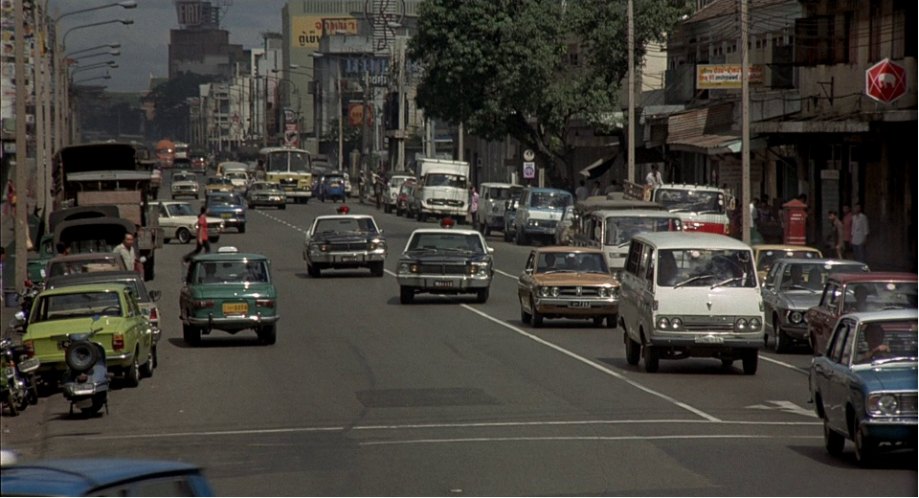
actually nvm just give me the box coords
[414,159,470,220]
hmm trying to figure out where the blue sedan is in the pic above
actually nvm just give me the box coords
[809,309,918,465]
[206,192,247,233]
[0,457,215,496]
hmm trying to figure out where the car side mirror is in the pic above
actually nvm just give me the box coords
[378,229,384,235]
[149,290,161,302]
[524,268,533,275]
[487,247,495,254]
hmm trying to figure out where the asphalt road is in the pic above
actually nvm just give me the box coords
[2,179,915,496]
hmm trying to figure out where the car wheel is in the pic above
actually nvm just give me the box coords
[65,341,100,372]
[624,331,641,366]
[124,351,141,387]
[475,287,489,304]
[854,423,876,466]
[238,224,246,234]
[370,262,384,277]
[139,349,154,378]
[176,227,192,244]
[515,229,528,246]
[592,316,605,327]
[279,204,286,210]
[520,305,532,324]
[183,324,201,346]
[643,345,659,373]
[258,324,277,345]
[742,350,758,375]
[823,420,844,457]
[308,263,321,278]
[605,313,618,328]
[531,299,543,327]
[400,286,414,304]
[773,321,788,354]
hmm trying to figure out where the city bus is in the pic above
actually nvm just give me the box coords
[257,147,313,203]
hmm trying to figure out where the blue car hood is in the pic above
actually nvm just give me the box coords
[856,364,918,391]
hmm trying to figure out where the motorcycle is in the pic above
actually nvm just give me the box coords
[58,316,109,416]
[0,335,40,416]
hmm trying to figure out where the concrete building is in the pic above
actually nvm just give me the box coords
[168,0,246,80]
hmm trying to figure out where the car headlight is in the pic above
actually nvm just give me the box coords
[550,286,559,297]
[867,393,900,416]
[734,318,749,331]
[749,317,762,331]
[787,311,804,324]
[368,239,386,251]
[597,287,608,298]
[466,262,489,276]
[657,317,670,330]
[670,317,683,330]
[319,244,330,252]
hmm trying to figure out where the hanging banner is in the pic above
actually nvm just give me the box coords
[696,64,764,89]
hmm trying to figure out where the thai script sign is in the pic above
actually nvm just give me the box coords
[696,64,764,89]
[291,16,359,49]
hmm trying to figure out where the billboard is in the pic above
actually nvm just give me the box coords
[291,16,359,49]
[696,64,764,89]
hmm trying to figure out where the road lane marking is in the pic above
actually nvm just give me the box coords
[460,304,720,422]
[746,400,817,418]
[358,434,821,447]
[494,269,519,280]
[758,355,809,374]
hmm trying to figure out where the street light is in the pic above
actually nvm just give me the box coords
[71,61,119,75]
[55,1,137,22]
[69,49,121,62]
[73,73,111,85]
[62,19,133,49]
[66,42,121,58]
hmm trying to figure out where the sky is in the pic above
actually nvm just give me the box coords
[52,0,290,93]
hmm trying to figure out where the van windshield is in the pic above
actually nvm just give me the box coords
[605,217,682,246]
[530,192,572,209]
[488,187,523,200]
[657,249,756,288]
[425,174,466,188]
[655,188,724,214]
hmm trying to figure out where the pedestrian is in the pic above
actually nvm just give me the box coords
[826,210,845,259]
[468,186,479,225]
[841,205,853,257]
[113,233,140,274]
[3,179,14,216]
[590,181,602,197]
[645,164,663,187]
[750,197,760,227]
[575,179,589,201]
[183,206,210,262]
[373,174,384,210]
[851,203,869,262]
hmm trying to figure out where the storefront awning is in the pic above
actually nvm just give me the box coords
[668,134,767,155]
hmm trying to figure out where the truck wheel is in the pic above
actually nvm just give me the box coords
[475,287,489,304]
[370,262,384,277]
[643,345,659,373]
[177,228,192,244]
[308,263,321,278]
[238,224,246,234]
[258,324,277,345]
[605,314,618,328]
[742,350,758,375]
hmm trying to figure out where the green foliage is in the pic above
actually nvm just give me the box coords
[321,118,362,152]
[409,0,687,176]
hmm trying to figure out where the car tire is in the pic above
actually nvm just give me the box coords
[139,350,154,378]
[80,394,106,416]
[823,420,844,457]
[258,324,277,345]
[643,345,659,373]
[624,331,641,366]
[531,300,543,328]
[124,352,141,388]
[280,204,286,210]
[177,228,192,244]
[65,341,100,372]
[183,324,201,346]
[605,314,618,328]
[854,423,876,466]
[370,262,384,277]
[238,224,246,234]
[475,287,489,304]
[773,317,788,354]
[592,316,605,327]
[308,263,321,278]
[520,306,532,325]
[400,286,414,304]
[742,350,758,375]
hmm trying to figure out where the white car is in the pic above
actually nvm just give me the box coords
[171,171,200,199]
[153,201,224,244]
[224,170,250,191]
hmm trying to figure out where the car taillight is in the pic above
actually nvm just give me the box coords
[113,334,125,351]
[256,299,275,308]
[23,340,34,357]
[193,300,214,309]
[149,307,158,322]
[77,373,89,382]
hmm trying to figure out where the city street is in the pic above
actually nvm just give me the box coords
[1,186,915,496]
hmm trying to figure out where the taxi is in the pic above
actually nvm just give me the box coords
[179,247,278,345]
[752,244,822,282]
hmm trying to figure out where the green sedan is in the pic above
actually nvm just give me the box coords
[23,283,155,387]
[179,248,279,346]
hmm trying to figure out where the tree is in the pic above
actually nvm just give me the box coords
[409,0,688,181]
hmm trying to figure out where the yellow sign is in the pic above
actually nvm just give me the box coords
[291,16,358,49]
[696,64,764,89]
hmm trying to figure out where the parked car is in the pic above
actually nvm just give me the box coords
[385,174,416,213]
[403,181,422,219]
[153,201,223,244]
[0,457,215,496]
[303,215,386,277]
[503,197,522,242]
[246,181,287,209]
[171,171,200,199]
[809,309,917,465]
[179,248,278,345]
[761,258,869,353]
[395,178,417,217]
[396,226,494,304]
[205,192,247,233]
[43,271,163,369]
[215,161,249,178]
[618,232,762,374]
[22,283,155,386]
[224,170,250,191]
[514,187,574,245]
[45,253,127,279]
[316,172,347,202]
[475,183,524,236]
[205,177,234,195]
[752,244,823,282]
[517,246,620,328]
[806,272,917,354]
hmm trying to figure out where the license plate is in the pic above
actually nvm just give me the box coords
[433,280,454,288]
[340,255,357,262]
[695,335,725,344]
[222,302,248,315]
[220,213,231,219]
[568,301,590,308]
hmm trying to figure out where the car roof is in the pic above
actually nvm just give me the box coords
[46,271,143,288]
[49,253,118,263]
[829,272,918,283]
[535,246,603,254]
[839,308,919,323]
[753,244,822,252]
[774,258,866,266]
[1,458,202,496]
[524,187,571,194]
[593,208,679,218]
[190,252,268,262]
[37,283,130,296]
[632,232,752,250]
[658,183,724,192]
[409,228,482,236]
[314,215,376,221]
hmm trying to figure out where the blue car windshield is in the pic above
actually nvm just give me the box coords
[853,321,918,364]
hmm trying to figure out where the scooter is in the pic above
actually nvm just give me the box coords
[59,316,109,416]
[0,336,40,416]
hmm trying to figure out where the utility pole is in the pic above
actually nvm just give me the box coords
[457,122,463,161]
[741,0,751,244]
[33,2,49,228]
[14,0,28,293]
[396,38,406,172]
[626,0,635,184]
[337,61,344,172]
[361,64,371,178]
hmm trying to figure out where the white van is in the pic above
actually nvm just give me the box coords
[571,208,682,277]
[618,232,763,374]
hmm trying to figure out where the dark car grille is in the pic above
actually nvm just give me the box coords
[558,286,602,297]
[899,394,918,415]
[174,185,195,191]
[430,199,464,207]
[684,324,735,332]
[420,263,467,275]
[329,242,368,251]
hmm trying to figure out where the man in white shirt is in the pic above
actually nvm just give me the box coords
[645,164,663,187]
[113,233,138,274]
[850,203,869,262]
[574,179,589,201]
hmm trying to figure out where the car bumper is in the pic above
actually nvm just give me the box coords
[398,274,491,291]
[647,330,763,350]
[35,350,136,373]
[187,314,280,330]
[213,216,245,227]
[307,250,386,265]
[421,205,466,217]
[251,198,286,205]
[861,419,918,444]
[172,189,199,197]
[522,225,558,235]
[780,321,808,340]
[283,190,312,198]
[534,297,619,316]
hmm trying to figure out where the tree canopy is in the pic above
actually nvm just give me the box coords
[409,0,687,179]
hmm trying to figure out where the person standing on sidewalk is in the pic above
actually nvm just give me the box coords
[841,205,853,257]
[183,206,211,262]
[468,186,479,225]
[851,203,869,262]
[826,210,845,259]
[114,233,140,275]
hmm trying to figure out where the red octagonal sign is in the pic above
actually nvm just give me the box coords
[865,58,907,103]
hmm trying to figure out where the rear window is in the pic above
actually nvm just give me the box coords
[32,291,122,323]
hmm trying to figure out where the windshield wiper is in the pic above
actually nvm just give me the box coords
[542,269,576,274]
[711,276,742,289]
[674,274,715,288]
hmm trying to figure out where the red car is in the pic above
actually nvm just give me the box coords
[395,178,417,217]
[805,272,917,354]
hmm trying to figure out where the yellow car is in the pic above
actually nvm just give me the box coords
[752,244,823,282]
[205,177,234,194]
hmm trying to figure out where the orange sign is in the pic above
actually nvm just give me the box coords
[348,104,373,127]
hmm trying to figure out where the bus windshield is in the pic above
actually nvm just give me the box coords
[265,151,310,173]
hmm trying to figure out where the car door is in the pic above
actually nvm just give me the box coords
[817,318,855,430]
[812,282,843,352]
[618,241,645,337]
[518,251,537,311]
[761,263,783,332]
